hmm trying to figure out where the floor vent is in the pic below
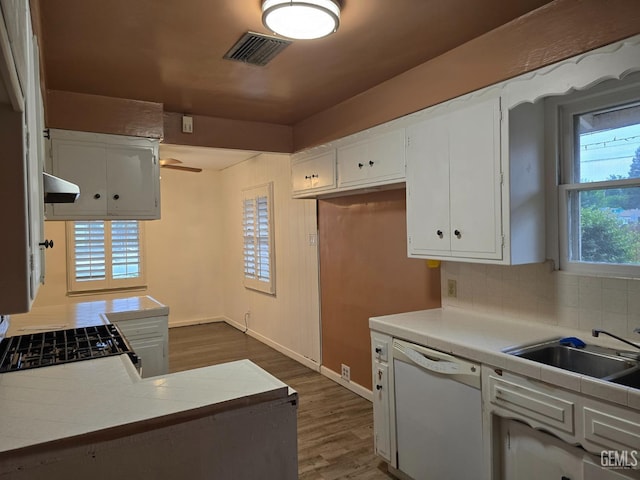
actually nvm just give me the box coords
[223,32,292,66]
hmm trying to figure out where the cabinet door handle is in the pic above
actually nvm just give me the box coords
[358,163,364,169]
[376,385,383,390]
[454,229,461,239]
[39,240,54,249]
[113,194,120,200]
[94,193,101,199]
[436,230,443,238]
[369,160,374,167]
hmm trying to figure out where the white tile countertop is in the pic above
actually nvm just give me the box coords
[370,306,640,410]
[5,296,169,337]
[0,356,293,456]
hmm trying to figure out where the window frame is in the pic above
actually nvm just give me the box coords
[66,220,147,294]
[551,75,640,277]
[242,182,276,295]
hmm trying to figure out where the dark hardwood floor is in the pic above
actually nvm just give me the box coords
[169,322,395,480]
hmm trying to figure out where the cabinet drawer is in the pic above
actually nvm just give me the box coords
[291,151,336,194]
[489,376,575,434]
[113,316,167,340]
[583,406,640,452]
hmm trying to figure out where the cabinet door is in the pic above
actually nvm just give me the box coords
[291,150,336,194]
[0,0,29,98]
[406,114,451,257]
[500,419,583,480]
[130,336,166,378]
[113,315,168,377]
[50,139,107,217]
[449,97,502,259]
[583,459,639,479]
[106,144,158,218]
[366,129,405,183]
[337,130,405,188]
[372,362,391,462]
[337,140,368,187]
[25,32,44,301]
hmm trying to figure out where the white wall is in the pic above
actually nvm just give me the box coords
[441,261,640,339]
[33,169,226,326]
[220,153,321,367]
[29,153,321,367]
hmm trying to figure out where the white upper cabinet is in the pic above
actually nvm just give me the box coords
[337,129,405,188]
[291,127,405,198]
[407,97,504,261]
[46,129,160,220]
[0,0,47,313]
[406,94,545,265]
[291,149,336,197]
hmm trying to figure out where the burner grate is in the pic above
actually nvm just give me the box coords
[0,324,138,373]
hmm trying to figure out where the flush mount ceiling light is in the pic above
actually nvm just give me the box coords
[262,0,340,40]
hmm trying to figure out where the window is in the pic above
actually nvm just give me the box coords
[66,220,146,293]
[557,79,640,276]
[242,182,275,294]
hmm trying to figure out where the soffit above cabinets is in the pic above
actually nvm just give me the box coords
[35,0,553,126]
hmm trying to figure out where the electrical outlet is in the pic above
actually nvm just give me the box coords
[447,279,457,298]
[341,364,351,382]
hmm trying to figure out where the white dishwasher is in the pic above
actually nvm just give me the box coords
[392,339,485,480]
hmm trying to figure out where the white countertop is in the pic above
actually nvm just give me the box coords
[0,296,295,457]
[5,296,169,337]
[0,357,292,455]
[370,306,640,410]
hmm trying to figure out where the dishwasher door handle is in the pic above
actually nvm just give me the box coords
[402,344,460,374]
[392,338,481,387]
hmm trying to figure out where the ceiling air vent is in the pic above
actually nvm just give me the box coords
[223,32,292,66]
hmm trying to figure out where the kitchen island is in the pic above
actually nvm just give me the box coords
[0,298,298,479]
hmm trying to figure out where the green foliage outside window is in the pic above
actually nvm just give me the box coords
[579,146,640,264]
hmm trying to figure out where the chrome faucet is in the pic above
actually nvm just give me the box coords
[592,329,640,352]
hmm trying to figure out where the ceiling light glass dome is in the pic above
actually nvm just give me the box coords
[262,0,341,40]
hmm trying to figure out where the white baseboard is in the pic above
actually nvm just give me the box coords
[320,366,373,402]
[223,316,321,372]
[169,316,226,329]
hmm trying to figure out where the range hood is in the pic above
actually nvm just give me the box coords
[42,172,80,203]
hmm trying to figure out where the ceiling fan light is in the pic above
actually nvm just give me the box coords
[262,0,340,40]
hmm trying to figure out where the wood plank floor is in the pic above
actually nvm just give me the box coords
[169,322,395,480]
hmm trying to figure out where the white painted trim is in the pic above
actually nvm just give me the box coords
[168,316,226,329]
[223,316,321,372]
[320,366,373,402]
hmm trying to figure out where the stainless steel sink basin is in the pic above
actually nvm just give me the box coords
[606,367,640,389]
[505,339,639,380]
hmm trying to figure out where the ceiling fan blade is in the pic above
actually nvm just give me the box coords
[161,164,203,173]
[159,157,183,166]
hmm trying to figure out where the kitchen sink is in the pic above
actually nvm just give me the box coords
[606,367,640,389]
[504,339,639,380]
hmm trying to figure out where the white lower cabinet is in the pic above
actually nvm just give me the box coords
[500,418,583,480]
[484,367,640,480]
[370,332,393,464]
[111,315,168,378]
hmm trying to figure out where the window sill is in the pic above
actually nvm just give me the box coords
[67,285,148,297]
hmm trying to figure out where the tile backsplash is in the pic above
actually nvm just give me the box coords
[441,261,640,339]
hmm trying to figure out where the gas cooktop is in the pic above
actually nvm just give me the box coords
[0,324,139,373]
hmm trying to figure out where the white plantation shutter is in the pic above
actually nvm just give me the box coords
[242,183,275,294]
[73,221,106,281]
[111,221,141,279]
[67,220,145,292]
